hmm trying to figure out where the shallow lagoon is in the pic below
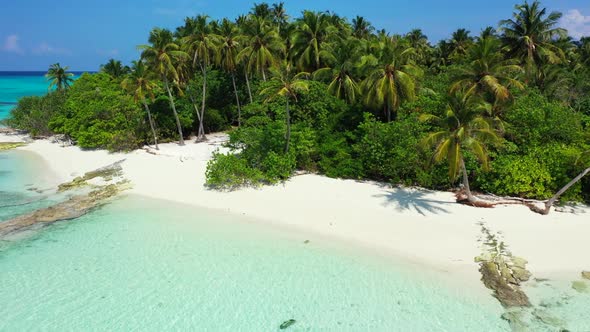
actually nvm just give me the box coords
[0,190,510,331]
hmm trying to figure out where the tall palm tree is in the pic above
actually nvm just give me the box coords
[271,2,289,34]
[351,16,375,40]
[238,17,283,81]
[420,94,501,203]
[313,38,361,103]
[499,0,566,82]
[449,28,473,61]
[406,29,431,65]
[291,11,335,71]
[100,59,130,79]
[138,28,189,146]
[260,62,309,153]
[251,2,272,20]
[180,15,220,141]
[45,63,74,91]
[217,18,243,126]
[450,36,524,105]
[361,37,422,122]
[122,60,160,150]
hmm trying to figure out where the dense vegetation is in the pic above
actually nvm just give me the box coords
[5,1,590,205]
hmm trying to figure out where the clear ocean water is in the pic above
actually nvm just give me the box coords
[1,72,588,331]
[0,71,83,122]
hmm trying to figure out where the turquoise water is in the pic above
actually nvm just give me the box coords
[0,71,83,122]
[0,150,59,221]
[0,72,50,121]
[0,195,510,331]
[1,74,588,330]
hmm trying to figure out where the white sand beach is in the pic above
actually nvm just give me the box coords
[2,132,589,283]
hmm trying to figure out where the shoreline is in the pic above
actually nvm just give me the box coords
[2,132,590,284]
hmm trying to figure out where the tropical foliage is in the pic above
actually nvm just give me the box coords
[7,1,590,207]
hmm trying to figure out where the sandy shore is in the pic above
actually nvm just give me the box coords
[2,132,589,283]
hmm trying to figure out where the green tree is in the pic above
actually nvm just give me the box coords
[100,59,130,79]
[180,15,220,141]
[450,36,524,105]
[122,60,160,149]
[138,28,189,145]
[449,28,473,61]
[351,16,375,40]
[361,37,422,122]
[421,94,501,203]
[45,63,74,91]
[217,18,243,126]
[313,38,361,103]
[291,11,335,71]
[238,16,283,81]
[260,62,309,153]
[499,0,566,82]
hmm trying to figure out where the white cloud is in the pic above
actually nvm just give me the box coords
[32,42,71,56]
[561,9,590,39]
[2,34,24,54]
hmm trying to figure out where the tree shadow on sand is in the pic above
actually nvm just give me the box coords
[373,187,451,216]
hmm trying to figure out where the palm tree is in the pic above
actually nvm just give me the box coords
[291,11,335,71]
[313,38,361,103]
[271,2,289,34]
[361,37,422,122]
[406,29,431,65]
[45,63,74,91]
[238,16,283,81]
[260,62,309,153]
[420,94,501,204]
[351,16,375,40]
[499,0,567,82]
[138,28,189,146]
[217,18,243,126]
[122,60,160,150]
[450,36,524,105]
[251,2,272,20]
[479,26,497,40]
[100,59,130,79]
[181,15,220,141]
[449,28,473,61]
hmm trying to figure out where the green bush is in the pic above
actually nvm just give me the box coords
[205,152,266,189]
[6,91,66,137]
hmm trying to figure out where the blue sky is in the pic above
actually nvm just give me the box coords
[1,0,589,71]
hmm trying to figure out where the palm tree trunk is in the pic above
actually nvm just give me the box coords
[245,70,253,103]
[285,96,291,154]
[541,167,590,215]
[142,99,159,150]
[461,159,476,203]
[386,104,391,122]
[197,65,207,142]
[164,77,184,146]
[231,72,242,127]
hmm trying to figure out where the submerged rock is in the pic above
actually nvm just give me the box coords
[58,160,125,192]
[0,181,130,237]
[572,281,589,293]
[279,319,296,330]
[501,309,529,332]
[533,309,566,328]
[480,261,531,307]
[511,267,532,282]
[0,142,26,151]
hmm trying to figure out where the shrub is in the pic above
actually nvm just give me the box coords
[49,73,143,151]
[205,152,266,190]
[6,91,66,137]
